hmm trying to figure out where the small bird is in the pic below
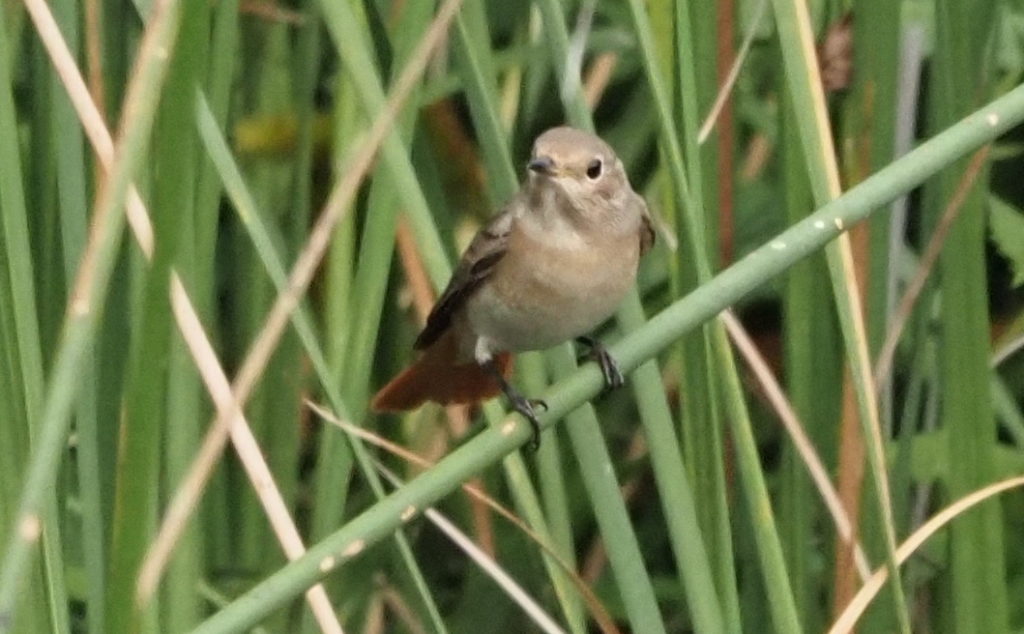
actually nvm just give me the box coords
[371,126,654,448]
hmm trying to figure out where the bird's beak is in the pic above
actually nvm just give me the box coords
[527,156,555,176]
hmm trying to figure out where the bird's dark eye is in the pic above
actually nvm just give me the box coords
[586,158,603,180]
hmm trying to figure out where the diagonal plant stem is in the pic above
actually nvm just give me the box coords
[19,0,343,628]
[190,70,1024,634]
[0,0,182,622]
[697,0,769,145]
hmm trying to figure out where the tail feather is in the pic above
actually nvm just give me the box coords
[371,331,512,412]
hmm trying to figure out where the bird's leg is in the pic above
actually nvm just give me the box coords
[576,336,625,391]
[484,360,547,451]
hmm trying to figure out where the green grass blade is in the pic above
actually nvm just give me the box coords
[551,354,668,634]
[0,14,60,634]
[47,0,108,630]
[155,3,209,631]
[929,1,1009,630]
[779,98,842,631]
[107,5,209,631]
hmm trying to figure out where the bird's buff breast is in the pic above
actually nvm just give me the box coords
[465,229,638,353]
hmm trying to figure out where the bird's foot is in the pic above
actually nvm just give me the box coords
[577,336,625,391]
[485,358,547,450]
[507,394,546,451]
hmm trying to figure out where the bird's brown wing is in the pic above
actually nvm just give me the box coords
[414,211,513,350]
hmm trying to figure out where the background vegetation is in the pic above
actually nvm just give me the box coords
[1,0,1023,632]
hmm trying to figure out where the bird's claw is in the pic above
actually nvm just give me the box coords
[577,337,625,392]
[485,359,547,450]
[509,395,545,451]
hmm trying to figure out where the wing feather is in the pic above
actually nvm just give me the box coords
[414,211,512,350]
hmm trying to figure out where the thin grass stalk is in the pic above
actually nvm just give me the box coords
[685,0,722,257]
[156,3,210,630]
[188,0,235,604]
[530,399,584,634]
[649,5,738,628]
[547,355,668,634]
[768,0,911,628]
[0,13,64,634]
[0,310,49,634]
[192,0,236,290]
[778,93,843,631]
[314,7,362,597]
[452,1,517,199]
[322,120,358,382]
[190,81,1024,634]
[163,346,205,633]
[671,2,746,628]
[929,1,1009,629]
[0,0,182,624]
[234,22,300,589]
[13,24,73,628]
[49,0,107,627]
[848,0,901,366]
[24,5,59,356]
[106,5,213,631]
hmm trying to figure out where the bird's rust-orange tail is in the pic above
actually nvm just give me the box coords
[371,330,512,412]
